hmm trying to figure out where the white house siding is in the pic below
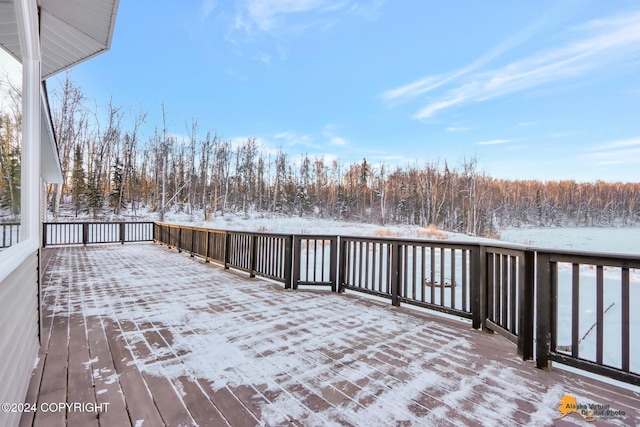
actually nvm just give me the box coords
[0,246,40,427]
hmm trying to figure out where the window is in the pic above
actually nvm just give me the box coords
[0,48,22,249]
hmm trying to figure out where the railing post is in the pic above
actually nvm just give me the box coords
[42,223,47,248]
[224,232,231,270]
[191,228,196,257]
[292,236,301,290]
[471,245,486,330]
[249,234,257,278]
[391,242,401,307]
[536,251,552,370]
[120,222,126,244]
[177,227,182,252]
[82,223,88,246]
[329,237,338,292]
[338,238,347,292]
[204,230,210,263]
[284,235,293,289]
[518,249,535,360]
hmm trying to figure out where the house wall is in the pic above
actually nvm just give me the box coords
[0,243,40,427]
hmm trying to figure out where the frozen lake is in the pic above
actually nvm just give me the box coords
[498,226,640,255]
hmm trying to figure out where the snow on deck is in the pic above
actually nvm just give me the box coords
[22,243,640,426]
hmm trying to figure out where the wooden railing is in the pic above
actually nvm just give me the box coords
[42,221,639,387]
[154,223,293,286]
[42,222,154,247]
[536,249,640,386]
[0,222,20,248]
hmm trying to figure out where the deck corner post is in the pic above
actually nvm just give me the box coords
[82,223,89,246]
[292,235,301,290]
[42,223,47,248]
[329,237,338,292]
[536,251,552,370]
[391,242,401,307]
[518,249,535,360]
[284,235,293,289]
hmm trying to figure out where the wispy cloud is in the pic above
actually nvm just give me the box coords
[231,0,382,36]
[382,10,640,120]
[475,139,514,145]
[322,124,349,146]
[242,0,339,32]
[446,126,473,133]
[201,0,217,20]
[273,130,316,147]
[584,137,640,165]
[381,10,553,107]
[590,137,640,150]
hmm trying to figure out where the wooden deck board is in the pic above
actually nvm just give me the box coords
[67,314,99,427]
[20,244,640,426]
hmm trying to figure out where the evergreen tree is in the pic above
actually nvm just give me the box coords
[110,156,126,214]
[86,160,104,220]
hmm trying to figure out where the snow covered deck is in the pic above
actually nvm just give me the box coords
[21,243,639,426]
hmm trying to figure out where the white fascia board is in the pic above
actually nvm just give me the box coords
[40,86,62,184]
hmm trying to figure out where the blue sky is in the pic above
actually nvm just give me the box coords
[4,1,640,182]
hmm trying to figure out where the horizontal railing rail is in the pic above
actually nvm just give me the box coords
[1,222,20,248]
[42,222,154,247]
[42,221,639,386]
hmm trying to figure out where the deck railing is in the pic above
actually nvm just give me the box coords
[0,222,20,248]
[42,222,154,247]
[536,249,640,386]
[42,221,639,387]
[153,223,294,286]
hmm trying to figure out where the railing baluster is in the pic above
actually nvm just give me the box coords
[501,255,508,328]
[451,248,456,310]
[621,267,630,372]
[571,263,580,359]
[596,265,604,365]
[461,250,467,311]
[509,255,517,333]
[440,248,445,307]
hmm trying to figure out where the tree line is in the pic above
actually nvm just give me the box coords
[2,75,639,235]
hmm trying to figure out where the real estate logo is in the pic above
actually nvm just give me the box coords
[556,394,625,422]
